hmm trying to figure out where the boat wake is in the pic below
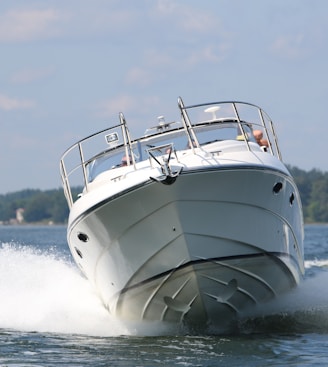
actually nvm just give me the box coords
[1,243,327,336]
[0,243,128,336]
[238,260,328,334]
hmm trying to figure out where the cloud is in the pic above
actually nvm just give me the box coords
[0,8,63,42]
[95,94,160,120]
[270,34,306,59]
[155,0,217,33]
[125,67,153,86]
[0,94,35,111]
[95,95,137,118]
[11,66,56,84]
[124,51,173,86]
[125,41,230,87]
[187,44,230,65]
[156,0,178,14]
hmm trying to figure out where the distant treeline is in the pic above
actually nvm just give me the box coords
[288,166,328,223]
[0,188,81,224]
[0,166,327,224]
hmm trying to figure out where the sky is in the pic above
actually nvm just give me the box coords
[0,0,327,194]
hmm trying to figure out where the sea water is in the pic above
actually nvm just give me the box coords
[0,224,328,366]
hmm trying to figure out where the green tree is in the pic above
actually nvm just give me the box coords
[307,178,328,222]
[23,192,53,222]
[49,189,69,223]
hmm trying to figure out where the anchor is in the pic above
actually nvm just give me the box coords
[149,147,182,185]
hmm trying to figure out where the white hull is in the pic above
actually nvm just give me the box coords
[61,98,304,330]
[68,167,303,329]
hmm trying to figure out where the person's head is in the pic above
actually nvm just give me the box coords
[121,155,130,166]
[253,130,263,144]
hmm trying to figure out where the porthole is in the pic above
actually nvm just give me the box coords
[74,247,83,259]
[77,232,89,242]
[273,182,283,194]
[289,192,295,205]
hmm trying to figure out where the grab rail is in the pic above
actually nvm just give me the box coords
[60,113,134,208]
[60,98,282,208]
[177,97,281,160]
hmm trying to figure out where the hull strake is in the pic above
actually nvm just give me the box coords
[119,252,299,295]
[112,251,299,327]
[67,166,304,327]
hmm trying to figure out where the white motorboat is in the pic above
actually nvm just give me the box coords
[60,97,304,331]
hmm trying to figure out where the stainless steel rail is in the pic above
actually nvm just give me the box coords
[60,99,281,208]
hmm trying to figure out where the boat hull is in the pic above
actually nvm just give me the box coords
[68,166,304,330]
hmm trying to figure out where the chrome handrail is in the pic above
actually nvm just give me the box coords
[60,98,282,208]
[177,97,280,159]
[60,115,134,208]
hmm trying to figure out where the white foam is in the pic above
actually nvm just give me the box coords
[241,267,328,322]
[305,259,328,269]
[0,243,130,336]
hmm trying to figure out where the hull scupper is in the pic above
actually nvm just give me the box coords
[61,98,304,331]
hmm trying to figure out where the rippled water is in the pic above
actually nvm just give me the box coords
[1,224,328,366]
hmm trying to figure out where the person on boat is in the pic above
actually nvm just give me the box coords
[121,155,132,166]
[253,129,269,149]
[121,155,129,166]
